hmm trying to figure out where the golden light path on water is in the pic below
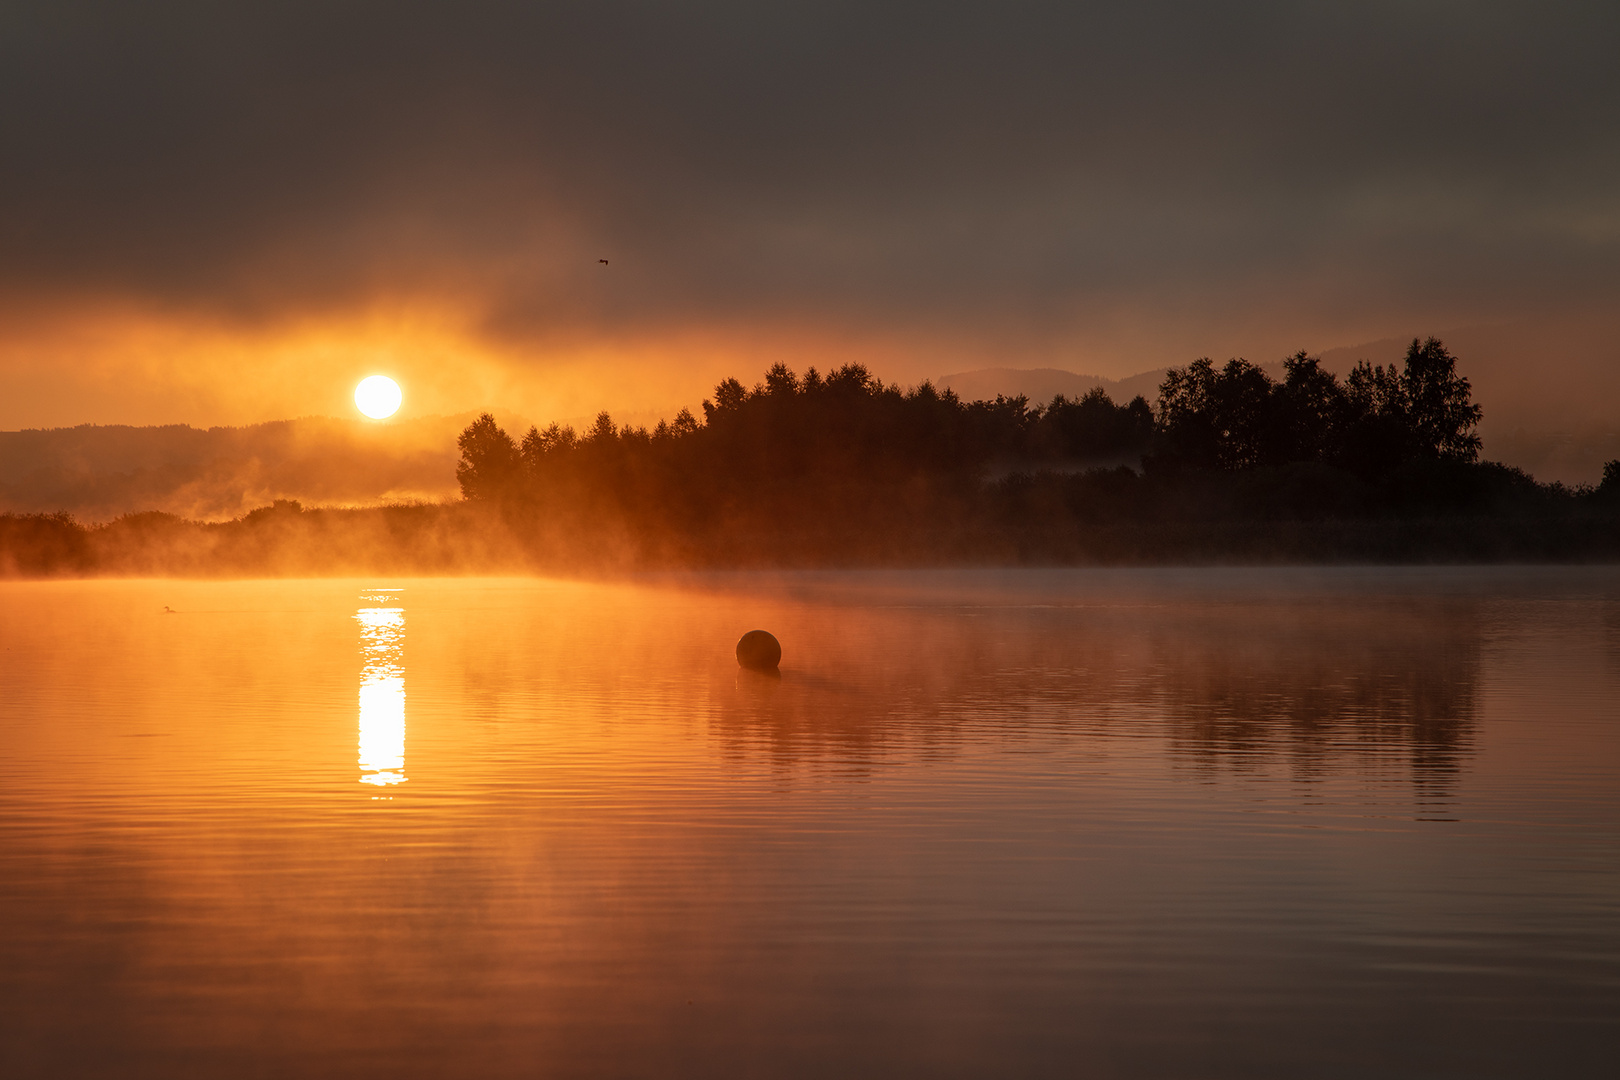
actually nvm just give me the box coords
[2,572,1620,1077]
[355,590,405,787]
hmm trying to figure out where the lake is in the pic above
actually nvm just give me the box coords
[2,569,1617,1078]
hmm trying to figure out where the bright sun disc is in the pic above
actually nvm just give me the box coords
[354,375,402,419]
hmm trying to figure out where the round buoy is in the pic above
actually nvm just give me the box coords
[735,630,782,671]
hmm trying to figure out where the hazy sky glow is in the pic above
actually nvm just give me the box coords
[2,1,1618,427]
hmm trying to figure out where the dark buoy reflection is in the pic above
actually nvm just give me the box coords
[736,666,783,696]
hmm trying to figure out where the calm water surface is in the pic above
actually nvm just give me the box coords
[1,569,1617,1078]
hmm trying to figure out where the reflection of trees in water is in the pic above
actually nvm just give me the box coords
[709,592,1480,800]
[1152,601,1480,802]
[707,608,1116,776]
[1604,599,1620,677]
[715,665,957,779]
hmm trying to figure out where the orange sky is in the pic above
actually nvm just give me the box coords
[2,2,1617,433]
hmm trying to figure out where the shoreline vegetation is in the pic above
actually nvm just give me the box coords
[4,339,1619,577]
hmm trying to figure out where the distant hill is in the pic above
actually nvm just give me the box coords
[0,406,703,522]
[0,414,509,521]
[936,367,1169,406]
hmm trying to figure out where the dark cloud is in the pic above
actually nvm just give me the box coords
[2,1,1618,353]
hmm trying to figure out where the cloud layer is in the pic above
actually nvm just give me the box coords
[2,1,1618,425]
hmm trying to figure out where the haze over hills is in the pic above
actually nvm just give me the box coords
[0,406,693,521]
[0,415,475,521]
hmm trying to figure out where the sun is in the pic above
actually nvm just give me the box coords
[354,375,402,419]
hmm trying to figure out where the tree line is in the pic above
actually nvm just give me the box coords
[1153,339,1482,474]
[443,338,1617,564]
[6,337,1619,577]
[457,359,1155,504]
[458,337,1519,502]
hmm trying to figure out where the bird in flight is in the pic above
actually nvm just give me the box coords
[599,259,609,265]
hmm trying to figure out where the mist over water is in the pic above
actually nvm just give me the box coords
[1,569,1617,1077]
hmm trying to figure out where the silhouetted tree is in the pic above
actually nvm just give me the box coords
[1154,357,1280,469]
[1338,338,1481,476]
[705,377,748,419]
[1600,460,1620,500]
[1275,352,1350,462]
[1339,359,1413,477]
[1030,387,1154,461]
[764,362,799,396]
[1152,338,1482,480]
[584,412,618,444]
[1400,337,1482,462]
[456,413,520,500]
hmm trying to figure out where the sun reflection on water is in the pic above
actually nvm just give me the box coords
[356,591,405,786]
